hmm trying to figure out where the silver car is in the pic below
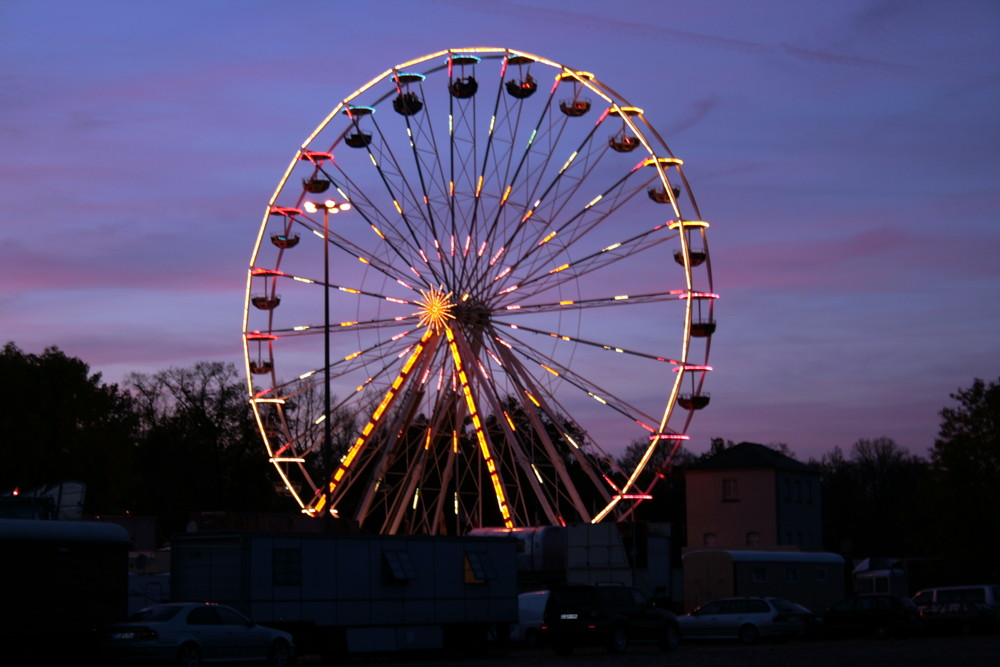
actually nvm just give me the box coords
[677,597,811,644]
[101,602,295,666]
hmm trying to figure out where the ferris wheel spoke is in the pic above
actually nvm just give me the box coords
[356,107,450,286]
[444,325,515,527]
[493,328,662,435]
[448,56,501,290]
[492,318,682,366]
[479,147,602,287]
[466,80,568,291]
[500,98,611,234]
[516,220,679,295]
[499,289,686,316]
[320,162,437,276]
[261,233,416,304]
[332,352,450,532]
[448,331,563,526]
[262,314,416,344]
[490,154,656,299]
[368,86,439,231]
[477,353,596,523]
[310,328,439,515]
[396,82,456,269]
[280,323,425,401]
[449,56,532,297]
[488,340,615,517]
[355,349,445,531]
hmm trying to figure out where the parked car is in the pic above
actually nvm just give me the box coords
[100,602,295,666]
[913,584,1000,611]
[511,590,550,647]
[821,594,920,639]
[912,586,1000,636]
[677,597,813,644]
[539,583,680,654]
[917,600,1000,635]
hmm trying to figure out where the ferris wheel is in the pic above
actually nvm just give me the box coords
[243,48,715,535]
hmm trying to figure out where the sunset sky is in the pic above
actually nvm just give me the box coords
[3,0,998,462]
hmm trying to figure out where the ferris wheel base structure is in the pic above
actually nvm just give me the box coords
[243,48,715,535]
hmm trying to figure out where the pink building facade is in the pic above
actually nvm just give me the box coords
[685,442,823,552]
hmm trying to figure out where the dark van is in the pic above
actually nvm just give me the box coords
[540,583,680,654]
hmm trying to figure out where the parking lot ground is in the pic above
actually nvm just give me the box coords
[298,632,1000,667]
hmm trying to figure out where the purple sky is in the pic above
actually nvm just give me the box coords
[3,1,998,462]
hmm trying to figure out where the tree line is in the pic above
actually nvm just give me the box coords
[0,343,285,539]
[1,342,997,565]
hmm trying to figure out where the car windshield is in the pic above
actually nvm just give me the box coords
[128,606,182,622]
[771,599,800,612]
[695,601,725,615]
[549,588,594,607]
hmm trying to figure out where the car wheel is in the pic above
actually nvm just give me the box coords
[738,624,759,645]
[660,623,680,652]
[175,642,201,667]
[268,638,293,667]
[607,626,628,654]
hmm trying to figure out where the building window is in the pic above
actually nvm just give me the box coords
[746,531,760,547]
[384,551,418,582]
[464,551,497,584]
[815,567,828,582]
[272,548,302,586]
[703,532,718,548]
[752,567,767,583]
[722,478,739,502]
[785,567,799,583]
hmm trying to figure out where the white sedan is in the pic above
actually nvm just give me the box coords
[101,602,295,666]
[677,597,812,644]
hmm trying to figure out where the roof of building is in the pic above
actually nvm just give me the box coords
[683,549,844,564]
[688,442,816,474]
[0,518,130,543]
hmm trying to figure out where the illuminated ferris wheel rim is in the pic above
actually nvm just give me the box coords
[242,47,715,532]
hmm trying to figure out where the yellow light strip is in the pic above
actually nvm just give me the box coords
[642,156,684,168]
[669,219,710,230]
[325,329,434,500]
[445,326,513,526]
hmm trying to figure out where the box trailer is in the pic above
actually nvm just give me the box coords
[169,531,518,658]
[682,549,846,612]
[471,522,677,601]
[0,518,130,662]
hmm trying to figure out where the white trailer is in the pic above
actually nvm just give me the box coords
[169,531,518,658]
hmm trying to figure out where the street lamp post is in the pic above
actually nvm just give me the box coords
[303,198,351,486]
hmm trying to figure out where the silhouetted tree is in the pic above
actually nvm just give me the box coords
[0,343,140,514]
[814,437,930,558]
[126,362,285,535]
[930,377,1000,562]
